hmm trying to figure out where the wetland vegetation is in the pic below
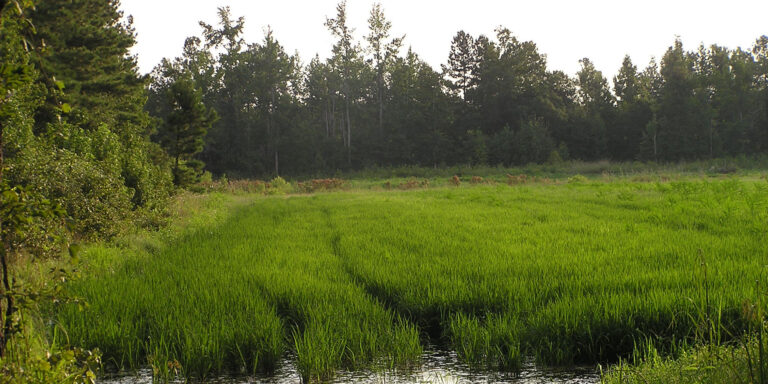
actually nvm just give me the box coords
[57,173,768,382]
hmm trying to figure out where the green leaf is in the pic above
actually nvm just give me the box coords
[54,80,66,91]
[61,103,72,114]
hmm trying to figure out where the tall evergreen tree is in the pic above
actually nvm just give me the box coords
[571,58,613,159]
[442,31,479,100]
[658,39,709,160]
[611,55,651,160]
[366,3,402,134]
[158,77,216,187]
[250,29,300,176]
[197,7,256,176]
[30,0,171,208]
[637,58,663,160]
[325,0,363,164]
[386,49,452,165]
[474,28,550,135]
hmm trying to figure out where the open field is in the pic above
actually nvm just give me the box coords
[55,175,768,381]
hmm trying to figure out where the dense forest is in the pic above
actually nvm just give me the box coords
[146,3,768,178]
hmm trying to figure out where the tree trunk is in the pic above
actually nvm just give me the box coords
[331,96,337,137]
[345,97,351,165]
[274,151,279,176]
[270,89,278,176]
[0,119,10,357]
[709,119,714,159]
[0,240,12,358]
[377,68,383,133]
[324,97,330,137]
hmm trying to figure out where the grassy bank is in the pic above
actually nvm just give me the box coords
[602,330,768,383]
[56,175,768,381]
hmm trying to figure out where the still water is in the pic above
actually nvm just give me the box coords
[101,349,600,384]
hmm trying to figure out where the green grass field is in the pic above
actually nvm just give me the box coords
[55,176,768,381]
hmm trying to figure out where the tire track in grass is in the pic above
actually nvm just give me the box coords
[315,184,768,369]
[236,197,421,381]
[325,191,531,371]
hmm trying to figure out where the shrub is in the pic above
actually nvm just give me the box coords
[568,174,588,184]
[267,176,291,195]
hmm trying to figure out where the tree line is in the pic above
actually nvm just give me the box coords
[147,2,768,180]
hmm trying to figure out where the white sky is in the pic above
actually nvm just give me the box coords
[120,0,768,81]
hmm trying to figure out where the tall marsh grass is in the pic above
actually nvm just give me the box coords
[57,177,768,381]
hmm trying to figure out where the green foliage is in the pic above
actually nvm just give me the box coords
[29,0,172,212]
[512,118,555,164]
[8,128,133,238]
[156,76,216,187]
[0,1,163,381]
[0,186,63,254]
[2,341,101,384]
[0,186,101,383]
[266,176,291,195]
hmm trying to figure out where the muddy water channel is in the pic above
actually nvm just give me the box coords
[101,350,599,384]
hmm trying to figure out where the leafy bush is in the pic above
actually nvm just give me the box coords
[267,176,291,195]
[8,136,134,239]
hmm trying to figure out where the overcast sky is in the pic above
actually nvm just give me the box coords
[120,0,768,81]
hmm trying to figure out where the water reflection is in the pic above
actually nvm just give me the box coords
[101,349,599,384]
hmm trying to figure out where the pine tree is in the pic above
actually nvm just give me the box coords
[611,55,650,160]
[443,31,478,99]
[30,0,171,207]
[252,29,299,176]
[658,39,709,160]
[572,58,609,159]
[366,3,402,134]
[637,58,663,161]
[159,77,216,187]
[325,1,363,164]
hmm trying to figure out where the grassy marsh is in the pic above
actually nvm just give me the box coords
[56,175,768,381]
